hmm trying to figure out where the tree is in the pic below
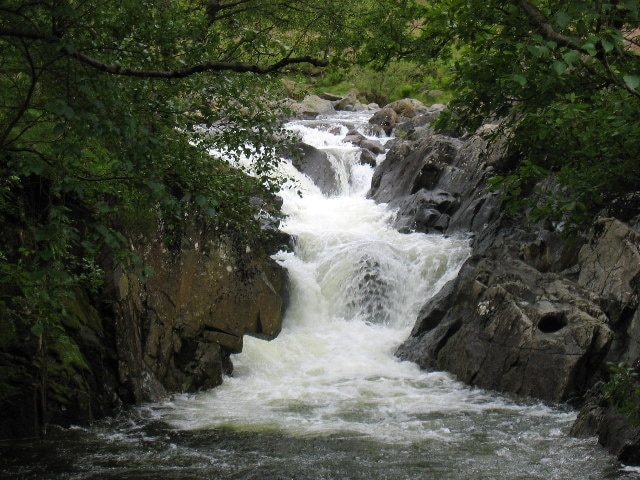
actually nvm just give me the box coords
[418,0,640,229]
[0,0,427,433]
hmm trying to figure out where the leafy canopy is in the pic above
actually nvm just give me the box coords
[0,1,425,357]
[418,0,640,229]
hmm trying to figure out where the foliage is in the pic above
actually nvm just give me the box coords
[419,0,640,229]
[0,0,429,430]
[602,362,640,425]
[311,60,453,106]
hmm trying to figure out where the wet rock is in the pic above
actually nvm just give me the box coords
[285,95,335,119]
[335,88,360,111]
[111,232,286,398]
[282,141,341,196]
[369,107,399,135]
[343,130,386,155]
[359,149,378,167]
[577,218,640,368]
[393,189,458,233]
[368,123,505,237]
[373,116,640,462]
[572,391,640,464]
[578,218,640,311]
[396,253,613,402]
[318,92,342,101]
[384,98,429,118]
[369,134,461,205]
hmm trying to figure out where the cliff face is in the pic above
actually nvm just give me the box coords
[0,221,287,439]
[368,102,640,462]
[110,229,286,402]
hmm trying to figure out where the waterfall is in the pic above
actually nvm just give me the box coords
[2,110,627,480]
[158,111,484,439]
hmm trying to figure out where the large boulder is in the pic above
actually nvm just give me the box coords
[368,129,501,235]
[567,219,640,460]
[285,95,336,119]
[369,99,445,138]
[372,115,640,462]
[1,204,288,439]
[384,98,429,118]
[396,252,613,402]
[369,107,399,135]
[282,141,341,196]
[0,289,123,438]
[334,88,363,111]
[112,230,286,399]
[369,134,461,204]
[579,218,640,366]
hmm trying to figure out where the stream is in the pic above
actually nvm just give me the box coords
[1,111,636,479]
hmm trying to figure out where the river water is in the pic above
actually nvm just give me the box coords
[1,111,636,479]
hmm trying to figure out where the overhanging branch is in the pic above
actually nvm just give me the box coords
[515,0,640,99]
[516,0,582,50]
[66,50,327,77]
[0,28,328,78]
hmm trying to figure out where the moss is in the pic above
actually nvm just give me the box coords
[61,289,104,335]
[181,376,193,392]
[49,334,90,372]
[46,360,90,402]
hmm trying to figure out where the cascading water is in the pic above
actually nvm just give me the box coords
[1,111,635,479]
[158,111,473,440]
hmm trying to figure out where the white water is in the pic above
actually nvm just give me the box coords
[158,112,581,447]
[158,112,478,439]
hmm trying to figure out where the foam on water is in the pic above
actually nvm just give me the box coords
[159,112,574,447]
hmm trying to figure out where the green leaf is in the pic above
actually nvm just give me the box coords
[601,39,615,53]
[562,50,581,65]
[582,42,597,56]
[623,75,640,90]
[512,74,527,86]
[527,45,548,58]
[555,11,571,28]
[31,322,44,337]
[552,61,568,75]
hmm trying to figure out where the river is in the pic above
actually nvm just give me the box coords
[0,111,636,479]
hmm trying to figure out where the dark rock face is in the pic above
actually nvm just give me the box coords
[283,141,341,196]
[369,107,399,135]
[368,130,501,235]
[1,222,286,438]
[396,253,612,403]
[110,231,286,401]
[0,290,123,439]
[367,101,640,462]
[285,90,376,120]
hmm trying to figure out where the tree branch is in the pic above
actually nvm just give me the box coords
[515,0,582,49]
[0,28,328,78]
[0,40,39,147]
[515,0,640,99]
[66,49,327,77]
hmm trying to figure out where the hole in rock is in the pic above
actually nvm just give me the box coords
[537,312,567,333]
